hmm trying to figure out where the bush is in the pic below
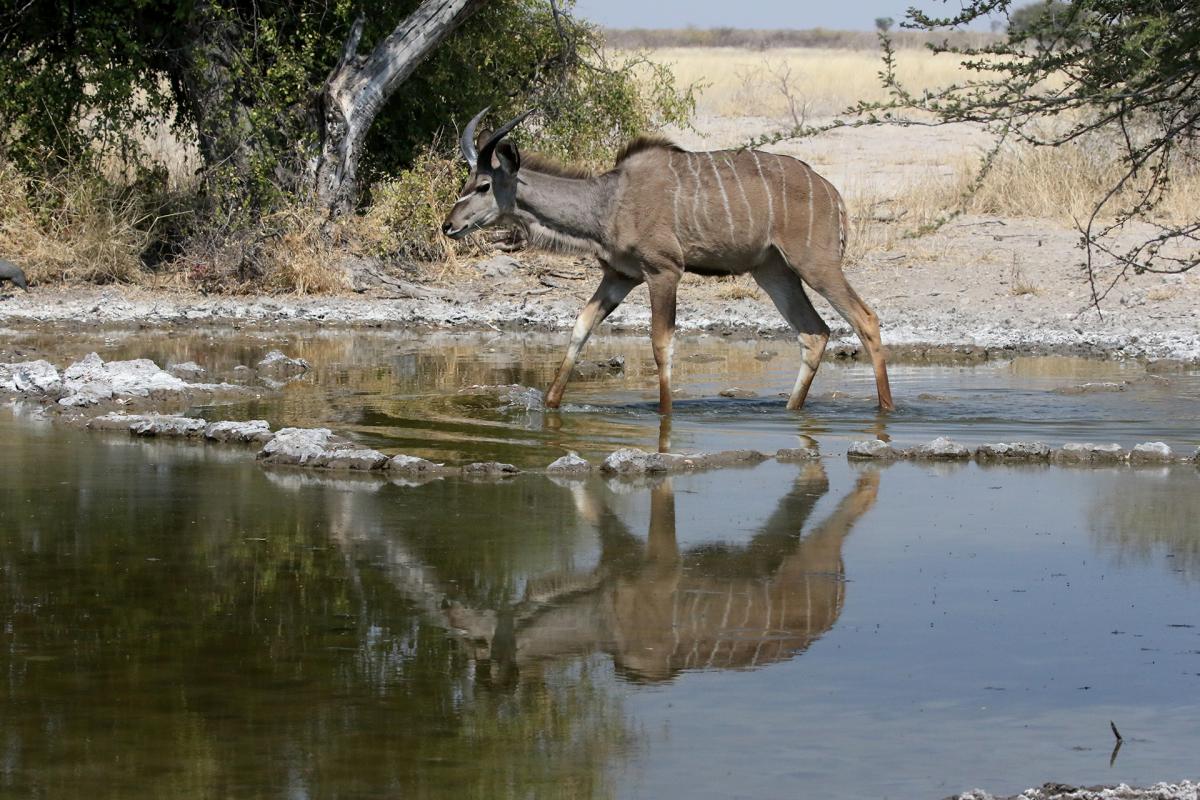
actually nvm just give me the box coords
[0,1,695,293]
[0,159,176,286]
[362,145,477,264]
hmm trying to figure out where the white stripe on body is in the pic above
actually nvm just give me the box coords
[724,153,754,229]
[837,195,847,256]
[818,176,837,253]
[705,152,736,239]
[667,152,684,238]
[804,165,815,248]
[774,155,789,225]
[750,151,774,231]
[683,153,706,231]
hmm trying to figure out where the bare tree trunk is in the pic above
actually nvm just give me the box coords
[312,0,488,217]
[166,3,274,215]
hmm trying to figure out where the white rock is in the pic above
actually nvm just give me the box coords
[387,454,447,475]
[975,442,1052,461]
[168,361,206,378]
[256,350,309,374]
[1055,442,1127,463]
[257,426,386,469]
[1129,441,1173,463]
[87,412,152,431]
[0,360,62,395]
[601,448,690,474]
[847,440,898,459]
[129,414,207,437]
[259,427,334,465]
[547,452,590,474]
[462,461,520,476]
[59,352,188,406]
[319,447,390,471]
[912,437,970,459]
[203,420,273,444]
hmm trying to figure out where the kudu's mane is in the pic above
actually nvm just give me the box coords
[520,135,682,179]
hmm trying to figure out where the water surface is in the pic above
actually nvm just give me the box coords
[2,331,1199,798]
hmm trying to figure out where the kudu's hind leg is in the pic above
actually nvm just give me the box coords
[646,269,681,415]
[753,254,830,410]
[546,268,641,408]
[787,253,895,411]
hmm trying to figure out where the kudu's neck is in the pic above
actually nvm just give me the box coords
[511,170,615,256]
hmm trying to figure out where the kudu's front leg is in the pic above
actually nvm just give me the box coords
[546,268,641,409]
[646,269,680,415]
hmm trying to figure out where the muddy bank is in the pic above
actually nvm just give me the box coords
[1,249,1198,366]
[4,114,1199,363]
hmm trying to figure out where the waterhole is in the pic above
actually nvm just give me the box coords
[1,329,1197,798]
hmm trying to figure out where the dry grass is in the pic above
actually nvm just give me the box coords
[0,160,177,285]
[362,145,469,264]
[0,143,479,294]
[714,275,760,300]
[645,47,977,119]
[843,138,1200,265]
[946,140,1200,225]
[259,212,352,295]
[1144,286,1179,302]
[842,176,954,264]
[1009,262,1041,296]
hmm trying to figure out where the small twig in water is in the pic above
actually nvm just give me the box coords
[1108,721,1125,767]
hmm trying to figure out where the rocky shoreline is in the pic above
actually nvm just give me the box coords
[950,781,1200,800]
[2,257,1199,366]
[4,350,1197,481]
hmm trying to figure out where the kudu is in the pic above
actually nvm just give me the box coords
[442,109,894,413]
[444,465,879,683]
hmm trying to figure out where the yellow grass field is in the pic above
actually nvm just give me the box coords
[644,46,974,119]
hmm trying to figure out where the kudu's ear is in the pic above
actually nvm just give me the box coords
[495,140,521,174]
[475,128,493,153]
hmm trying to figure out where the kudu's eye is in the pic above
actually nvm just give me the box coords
[476,183,490,194]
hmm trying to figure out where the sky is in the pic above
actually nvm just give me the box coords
[572,0,997,31]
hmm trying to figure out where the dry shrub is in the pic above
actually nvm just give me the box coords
[1009,263,1041,296]
[259,212,352,295]
[361,144,483,268]
[0,159,173,285]
[178,210,352,295]
[844,137,1200,265]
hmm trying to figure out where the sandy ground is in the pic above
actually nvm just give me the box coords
[2,117,1197,363]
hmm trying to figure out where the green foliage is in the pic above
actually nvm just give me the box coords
[0,0,693,200]
[360,0,693,176]
[0,0,694,290]
[1007,1,1084,43]
[364,144,473,262]
[0,1,180,172]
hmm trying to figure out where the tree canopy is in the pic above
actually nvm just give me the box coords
[0,0,690,215]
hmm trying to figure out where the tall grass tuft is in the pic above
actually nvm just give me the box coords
[0,159,179,285]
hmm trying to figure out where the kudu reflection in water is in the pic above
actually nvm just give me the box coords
[442,466,879,684]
